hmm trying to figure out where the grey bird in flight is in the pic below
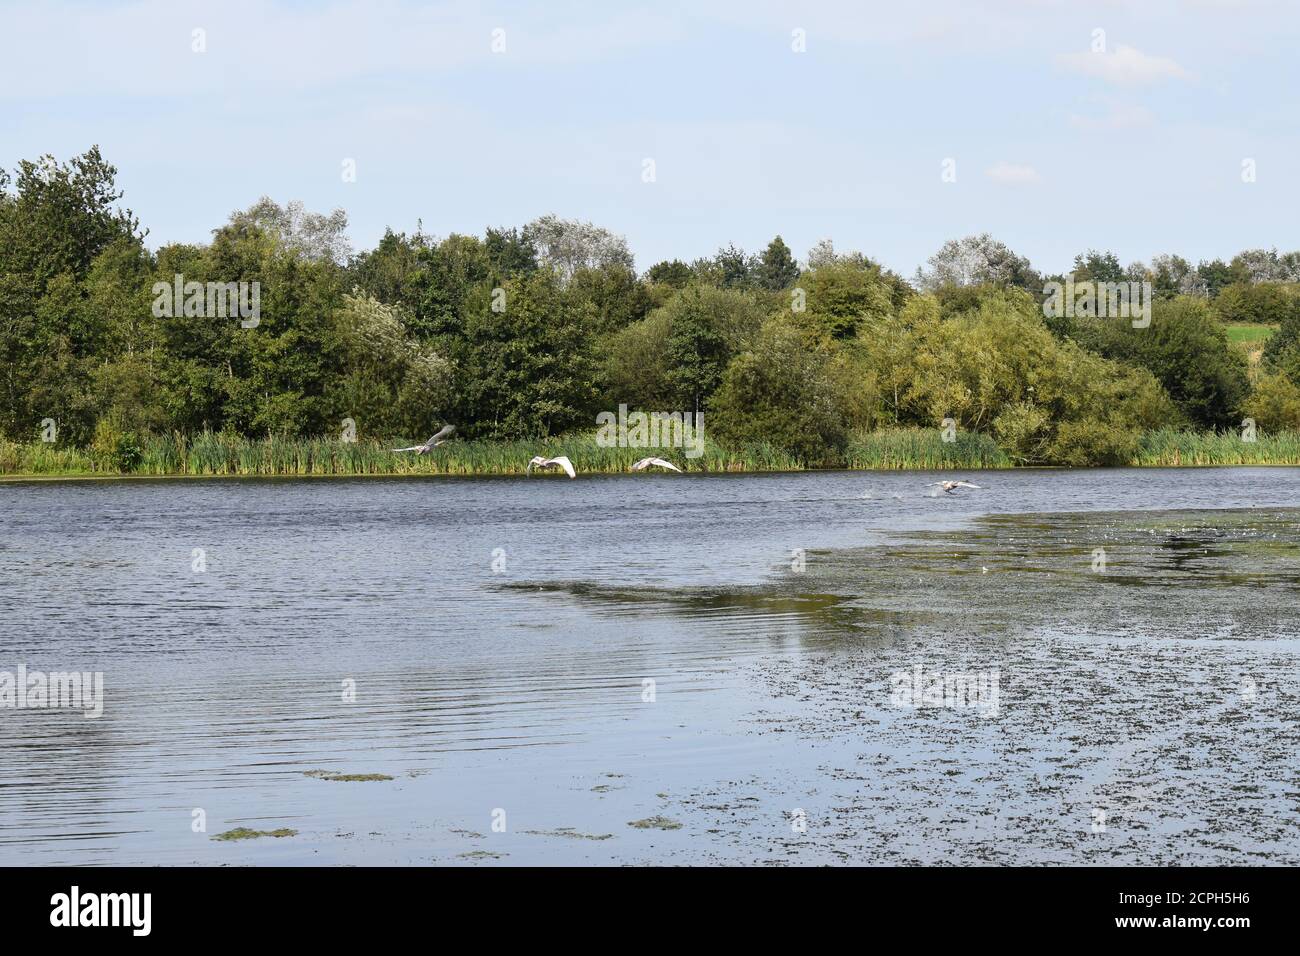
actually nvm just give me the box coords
[391,424,455,453]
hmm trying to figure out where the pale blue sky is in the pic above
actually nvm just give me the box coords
[2,0,1296,276]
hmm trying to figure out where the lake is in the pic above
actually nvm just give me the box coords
[2,467,1298,865]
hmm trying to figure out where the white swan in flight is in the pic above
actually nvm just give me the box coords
[631,457,682,473]
[930,480,982,494]
[390,424,455,454]
[527,455,576,478]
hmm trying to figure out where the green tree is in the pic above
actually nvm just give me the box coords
[484,226,538,277]
[664,290,729,412]
[646,259,692,289]
[1064,296,1249,430]
[798,259,897,340]
[861,292,1174,464]
[1197,259,1235,297]
[416,234,492,339]
[1071,249,1125,283]
[348,229,432,313]
[203,211,346,436]
[0,148,145,441]
[756,236,799,290]
[0,146,142,290]
[649,286,766,412]
[328,290,453,438]
[712,243,758,289]
[568,263,652,335]
[1215,282,1297,327]
[455,269,598,437]
[710,315,851,464]
[1243,370,1300,431]
[601,310,674,410]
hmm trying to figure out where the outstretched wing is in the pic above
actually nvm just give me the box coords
[648,458,682,472]
[527,455,575,477]
[631,457,652,471]
[427,424,455,445]
[954,481,982,489]
[389,445,424,452]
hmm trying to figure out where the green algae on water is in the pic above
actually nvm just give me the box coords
[628,816,683,831]
[523,828,614,841]
[303,770,394,782]
[212,827,297,842]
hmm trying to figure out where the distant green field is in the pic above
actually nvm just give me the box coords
[1225,323,1277,345]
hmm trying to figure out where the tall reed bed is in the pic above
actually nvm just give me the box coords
[0,431,802,477]
[845,428,1012,470]
[1133,427,1300,466]
[5,427,1300,478]
[0,438,100,475]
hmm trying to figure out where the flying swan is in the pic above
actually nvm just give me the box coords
[930,480,982,494]
[527,455,576,478]
[390,424,455,453]
[631,457,682,473]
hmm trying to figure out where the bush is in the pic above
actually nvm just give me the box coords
[1243,370,1300,431]
[992,402,1052,462]
[709,316,851,464]
[859,290,1176,464]
[1045,420,1139,467]
[1062,296,1249,430]
[91,418,143,472]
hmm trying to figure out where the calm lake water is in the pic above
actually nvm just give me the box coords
[2,468,1298,865]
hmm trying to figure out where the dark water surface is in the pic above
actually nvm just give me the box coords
[2,468,1298,864]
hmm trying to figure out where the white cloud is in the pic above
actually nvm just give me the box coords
[985,162,1041,184]
[1058,45,1192,86]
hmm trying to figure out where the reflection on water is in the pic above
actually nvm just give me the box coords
[1,467,1299,864]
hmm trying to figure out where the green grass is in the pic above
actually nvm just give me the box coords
[1224,323,1277,345]
[4,426,1300,477]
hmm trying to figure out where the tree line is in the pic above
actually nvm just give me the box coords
[4,146,1300,468]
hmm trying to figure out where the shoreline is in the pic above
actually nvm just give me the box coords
[5,426,1299,480]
